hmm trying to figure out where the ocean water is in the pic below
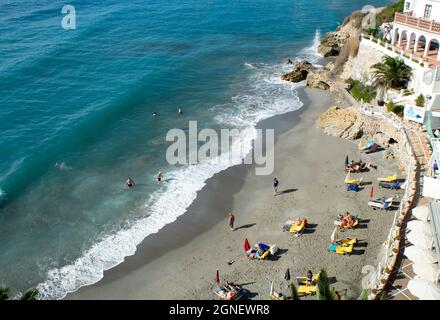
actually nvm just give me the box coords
[0,0,388,299]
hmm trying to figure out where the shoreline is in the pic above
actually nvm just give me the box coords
[68,85,402,300]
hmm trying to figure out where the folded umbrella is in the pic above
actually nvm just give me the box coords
[284,268,291,281]
[216,270,219,284]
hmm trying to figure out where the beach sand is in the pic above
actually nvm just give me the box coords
[68,87,403,300]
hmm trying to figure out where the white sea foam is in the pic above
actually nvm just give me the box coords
[299,29,322,64]
[36,58,305,300]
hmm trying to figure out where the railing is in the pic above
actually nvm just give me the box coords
[360,34,426,67]
[394,12,440,34]
[358,104,419,300]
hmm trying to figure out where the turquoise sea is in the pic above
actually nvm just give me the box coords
[0,0,388,298]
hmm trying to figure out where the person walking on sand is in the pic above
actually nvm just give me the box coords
[273,177,279,196]
[228,212,235,231]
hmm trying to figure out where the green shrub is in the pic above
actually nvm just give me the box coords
[386,101,404,116]
[348,79,377,103]
[376,0,404,25]
[386,100,395,112]
[415,94,425,107]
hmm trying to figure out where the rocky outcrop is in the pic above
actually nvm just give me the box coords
[306,69,331,90]
[316,106,363,139]
[281,60,315,83]
[318,32,350,57]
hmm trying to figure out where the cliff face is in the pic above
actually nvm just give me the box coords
[318,11,365,57]
[316,106,403,161]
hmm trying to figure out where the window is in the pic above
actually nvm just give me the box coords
[405,1,411,11]
[424,4,432,19]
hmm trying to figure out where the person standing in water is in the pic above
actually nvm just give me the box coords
[153,111,158,117]
[178,107,182,115]
[228,212,235,231]
[156,171,163,183]
[126,177,135,188]
[273,177,279,196]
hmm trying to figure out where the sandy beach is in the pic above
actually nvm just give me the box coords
[68,86,403,300]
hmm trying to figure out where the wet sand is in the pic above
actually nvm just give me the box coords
[69,87,402,300]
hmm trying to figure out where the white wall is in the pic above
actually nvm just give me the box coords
[405,0,440,20]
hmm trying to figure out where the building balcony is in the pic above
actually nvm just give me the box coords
[395,12,440,35]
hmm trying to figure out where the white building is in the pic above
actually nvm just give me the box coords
[359,0,440,169]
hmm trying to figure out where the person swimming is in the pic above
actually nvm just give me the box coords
[153,111,158,117]
[126,177,135,188]
[156,171,163,183]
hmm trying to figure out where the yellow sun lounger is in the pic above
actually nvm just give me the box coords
[377,175,397,182]
[289,219,306,234]
[340,238,357,246]
[296,274,319,285]
[335,244,353,255]
[297,285,317,296]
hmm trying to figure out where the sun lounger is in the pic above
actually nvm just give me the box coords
[379,181,400,189]
[297,284,317,296]
[296,274,319,285]
[377,174,397,182]
[214,283,245,300]
[365,143,381,154]
[368,197,393,210]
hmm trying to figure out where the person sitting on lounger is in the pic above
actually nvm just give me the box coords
[246,248,256,260]
[306,270,314,284]
[342,212,353,227]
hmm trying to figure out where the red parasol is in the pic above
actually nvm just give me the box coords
[216,270,219,284]
[370,186,374,199]
[244,238,251,252]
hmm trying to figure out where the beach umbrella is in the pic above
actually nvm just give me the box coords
[331,226,339,243]
[284,268,291,281]
[216,270,219,284]
[408,277,440,300]
[370,186,374,200]
[345,155,349,166]
[412,263,440,283]
[244,238,250,252]
[412,206,430,221]
[407,220,432,236]
[270,280,274,295]
[407,231,434,249]
[404,246,437,264]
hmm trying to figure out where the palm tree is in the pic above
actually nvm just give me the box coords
[20,288,39,300]
[371,55,413,101]
[0,285,10,300]
[316,269,337,300]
